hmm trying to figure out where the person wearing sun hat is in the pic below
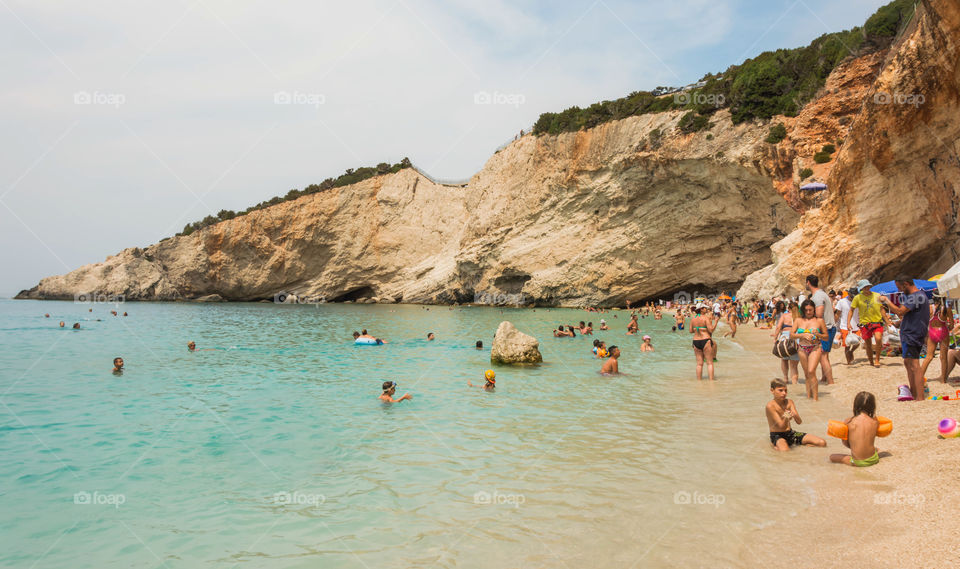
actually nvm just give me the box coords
[848,279,884,368]
[640,335,655,352]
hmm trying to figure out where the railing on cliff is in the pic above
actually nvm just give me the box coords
[411,124,536,188]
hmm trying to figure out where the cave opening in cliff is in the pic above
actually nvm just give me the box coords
[328,286,377,303]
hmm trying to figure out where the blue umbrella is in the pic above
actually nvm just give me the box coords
[870,279,938,296]
[800,182,827,191]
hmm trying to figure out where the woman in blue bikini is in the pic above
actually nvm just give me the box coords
[790,300,827,401]
[690,303,718,381]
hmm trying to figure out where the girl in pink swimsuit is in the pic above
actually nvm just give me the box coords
[920,298,954,382]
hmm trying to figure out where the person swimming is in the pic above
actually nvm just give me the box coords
[640,335,654,352]
[468,370,496,391]
[379,381,412,403]
[72,323,81,329]
[188,341,196,351]
[59,321,65,328]
[112,357,124,374]
[427,332,435,341]
[476,340,483,349]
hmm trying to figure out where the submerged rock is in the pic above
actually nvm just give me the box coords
[491,321,542,364]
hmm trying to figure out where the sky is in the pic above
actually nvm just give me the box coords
[0,0,891,296]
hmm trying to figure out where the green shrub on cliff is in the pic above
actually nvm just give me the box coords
[813,151,833,164]
[678,111,711,134]
[177,158,412,236]
[799,168,813,180]
[765,123,787,144]
[532,0,915,135]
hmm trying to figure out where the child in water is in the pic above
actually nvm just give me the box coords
[830,391,881,467]
[468,370,496,391]
[640,335,654,352]
[112,357,124,375]
[379,381,412,403]
[766,380,826,451]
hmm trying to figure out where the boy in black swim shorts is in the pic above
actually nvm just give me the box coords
[765,379,826,451]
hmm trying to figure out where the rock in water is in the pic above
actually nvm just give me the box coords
[491,321,542,364]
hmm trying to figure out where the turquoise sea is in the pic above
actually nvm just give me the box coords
[0,299,844,568]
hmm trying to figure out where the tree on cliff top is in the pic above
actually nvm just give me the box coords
[532,0,916,134]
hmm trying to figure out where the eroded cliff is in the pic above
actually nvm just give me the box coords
[739,0,960,298]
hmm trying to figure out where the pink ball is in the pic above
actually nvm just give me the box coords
[938,418,959,437]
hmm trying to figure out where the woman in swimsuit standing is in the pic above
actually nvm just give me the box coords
[791,299,827,401]
[690,303,718,381]
[771,300,800,384]
[920,297,954,382]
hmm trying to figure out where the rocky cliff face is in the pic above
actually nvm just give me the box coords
[17,108,800,306]
[739,0,960,298]
[24,3,950,307]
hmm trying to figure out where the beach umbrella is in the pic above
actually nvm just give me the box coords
[937,260,960,299]
[871,279,938,296]
[800,182,827,191]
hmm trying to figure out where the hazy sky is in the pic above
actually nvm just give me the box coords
[1,0,889,295]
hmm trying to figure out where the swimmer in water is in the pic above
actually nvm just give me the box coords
[358,329,387,344]
[188,341,196,351]
[475,340,483,349]
[112,357,124,374]
[72,323,81,329]
[44,313,50,318]
[59,321,65,328]
[600,345,621,375]
[599,319,609,331]
[427,332,435,341]
[640,335,654,352]
[379,381,412,403]
[468,370,496,391]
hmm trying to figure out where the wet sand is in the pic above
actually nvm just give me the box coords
[730,322,960,568]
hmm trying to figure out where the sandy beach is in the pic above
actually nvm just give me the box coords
[729,321,960,568]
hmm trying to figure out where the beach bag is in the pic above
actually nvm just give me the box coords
[772,338,798,358]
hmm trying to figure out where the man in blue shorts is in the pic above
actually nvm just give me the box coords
[880,277,930,400]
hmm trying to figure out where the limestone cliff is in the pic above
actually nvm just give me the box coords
[739,0,960,298]
[17,107,801,306]
[23,1,953,306]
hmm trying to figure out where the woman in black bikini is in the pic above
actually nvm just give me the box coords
[690,304,718,380]
[790,300,827,401]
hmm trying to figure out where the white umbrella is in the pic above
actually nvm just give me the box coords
[937,259,960,298]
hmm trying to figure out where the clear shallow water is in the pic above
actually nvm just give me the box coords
[0,300,842,568]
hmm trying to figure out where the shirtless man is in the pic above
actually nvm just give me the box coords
[600,346,621,375]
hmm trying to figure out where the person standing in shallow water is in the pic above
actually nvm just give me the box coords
[690,304,717,381]
[791,300,827,401]
[600,346,620,375]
